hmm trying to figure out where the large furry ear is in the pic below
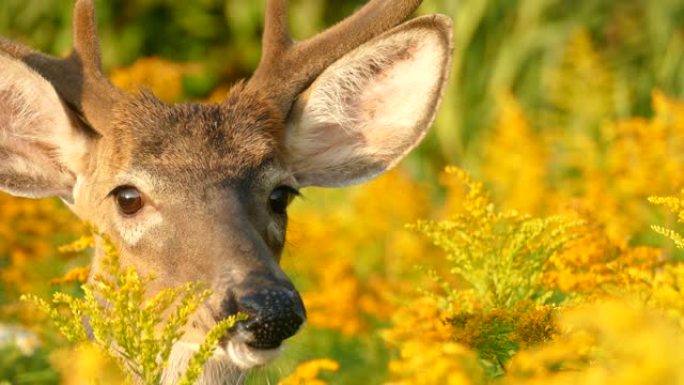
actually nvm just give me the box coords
[0,53,92,200]
[283,15,452,187]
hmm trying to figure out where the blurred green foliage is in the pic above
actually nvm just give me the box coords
[0,346,57,385]
[2,0,682,167]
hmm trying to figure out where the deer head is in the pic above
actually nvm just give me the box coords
[0,0,452,383]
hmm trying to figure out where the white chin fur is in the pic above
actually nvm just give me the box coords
[173,340,282,370]
[162,340,282,385]
[226,340,283,369]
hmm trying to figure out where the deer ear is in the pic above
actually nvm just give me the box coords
[0,53,92,200]
[283,15,452,187]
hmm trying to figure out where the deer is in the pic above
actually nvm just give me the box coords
[0,0,452,383]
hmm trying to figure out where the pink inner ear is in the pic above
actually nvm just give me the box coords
[0,82,57,163]
[0,86,73,198]
[356,33,444,159]
[284,24,449,187]
[0,54,87,199]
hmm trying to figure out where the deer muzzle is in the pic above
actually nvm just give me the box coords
[231,286,306,350]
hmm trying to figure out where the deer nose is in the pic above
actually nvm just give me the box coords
[234,287,306,350]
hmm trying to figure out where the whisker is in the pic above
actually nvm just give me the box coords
[236,369,248,385]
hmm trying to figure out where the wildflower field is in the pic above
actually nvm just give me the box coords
[2,0,684,384]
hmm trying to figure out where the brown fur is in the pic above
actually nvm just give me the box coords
[106,84,282,182]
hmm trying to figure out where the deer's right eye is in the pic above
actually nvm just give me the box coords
[112,186,144,216]
[269,186,299,215]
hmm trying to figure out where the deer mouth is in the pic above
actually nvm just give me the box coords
[168,339,282,381]
[224,339,284,369]
[172,338,283,372]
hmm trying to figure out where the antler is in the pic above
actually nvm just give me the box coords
[246,0,422,116]
[0,0,123,135]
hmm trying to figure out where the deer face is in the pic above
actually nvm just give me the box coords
[0,0,452,382]
[73,89,305,362]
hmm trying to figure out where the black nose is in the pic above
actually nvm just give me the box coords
[235,287,306,350]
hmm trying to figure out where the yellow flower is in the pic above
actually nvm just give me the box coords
[285,169,432,335]
[483,92,548,214]
[542,212,664,294]
[50,266,91,285]
[387,340,483,385]
[278,359,340,385]
[50,344,125,385]
[0,194,83,322]
[383,296,454,348]
[384,297,484,385]
[505,301,684,385]
[111,57,198,102]
[301,260,364,336]
[545,29,616,130]
[412,167,579,310]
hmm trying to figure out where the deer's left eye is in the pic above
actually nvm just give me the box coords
[112,186,144,216]
[269,186,299,215]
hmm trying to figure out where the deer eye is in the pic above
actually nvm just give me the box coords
[112,186,144,216]
[269,186,299,215]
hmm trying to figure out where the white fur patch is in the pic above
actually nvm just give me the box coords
[161,340,281,385]
[163,342,243,385]
[226,340,283,370]
[72,176,86,202]
[115,210,163,246]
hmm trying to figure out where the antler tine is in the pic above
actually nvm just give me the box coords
[260,0,293,60]
[247,0,423,116]
[0,0,122,135]
[72,0,103,72]
[65,0,124,133]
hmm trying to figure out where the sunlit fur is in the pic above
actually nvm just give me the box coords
[0,53,89,199]
[285,16,452,187]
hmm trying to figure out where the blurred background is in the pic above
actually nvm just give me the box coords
[2,0,683,165]
[1,0,684,384]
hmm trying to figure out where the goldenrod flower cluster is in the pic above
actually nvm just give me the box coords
[22,232,247,385]
[381,167,684,385]
[278,359,340,385]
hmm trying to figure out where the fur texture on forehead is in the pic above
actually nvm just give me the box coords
[105,82,283,182]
